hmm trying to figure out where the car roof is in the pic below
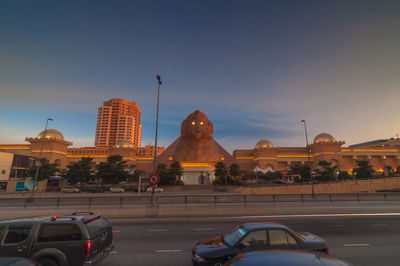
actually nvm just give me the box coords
[241,222,288,231]
[0,212,102,225]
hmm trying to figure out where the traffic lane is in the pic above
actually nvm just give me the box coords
[110,215,400,238]
[332,245,398,266]
[99,216,400,266]
[109,215,400,254]
[101,251,192,266]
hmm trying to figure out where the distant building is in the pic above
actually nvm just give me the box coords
[95,98,142,148]
[0,151,36,191]
[1,111,400,186]
[349,138,400,149]
[0,152,13,181]
[136,145,165,157]
[234,133,400,174]
[0,129,164,176]
[157,110,236,184]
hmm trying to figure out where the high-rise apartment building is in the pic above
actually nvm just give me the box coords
[95,98,142,148]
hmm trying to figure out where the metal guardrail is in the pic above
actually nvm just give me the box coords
[0,193,399,208]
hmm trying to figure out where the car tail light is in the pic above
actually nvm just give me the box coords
[50,216,59,221]
[84,241,92,257]
[323,248,329,254]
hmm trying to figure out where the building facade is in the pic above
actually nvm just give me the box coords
[95,98,142,148]
[0,129,164,180]
[234,133,400,174]
[1,122,399,184]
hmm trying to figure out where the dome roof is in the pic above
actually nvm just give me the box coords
[255,139,274,149]
[314,133,336,143]
[115,139,134,148]
[37,129,64,141]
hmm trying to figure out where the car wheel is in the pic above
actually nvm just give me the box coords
[212,260,224,266]
[38,257,59,266]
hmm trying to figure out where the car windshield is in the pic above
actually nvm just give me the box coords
[223,226,248,246]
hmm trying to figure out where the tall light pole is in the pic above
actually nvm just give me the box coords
[153,75,162,173]
[301,120,315,196]
[152,75,162,206]
[31,118,53,198]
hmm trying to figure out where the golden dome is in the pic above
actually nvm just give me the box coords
[255,139,274,149]
[37,129,64,141]
[115,139,134,148]
[314,133,336,143]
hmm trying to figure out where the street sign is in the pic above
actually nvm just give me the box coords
[148,174,160,186]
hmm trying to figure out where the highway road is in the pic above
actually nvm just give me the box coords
[98,213,400,266]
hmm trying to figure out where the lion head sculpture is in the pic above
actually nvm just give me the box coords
[181,110,214,142]
[174,110,220,162]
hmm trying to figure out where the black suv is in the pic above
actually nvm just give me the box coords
[0,212,114,266]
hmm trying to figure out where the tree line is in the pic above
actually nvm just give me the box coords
[28,156,398,186]
[28,155,139,186]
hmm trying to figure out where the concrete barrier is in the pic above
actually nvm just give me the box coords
[2,200,400,221]
[235,178,400,194]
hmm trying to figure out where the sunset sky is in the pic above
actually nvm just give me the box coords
[1,0,399,152]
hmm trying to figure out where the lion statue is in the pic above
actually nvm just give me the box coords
[174,110,220,162]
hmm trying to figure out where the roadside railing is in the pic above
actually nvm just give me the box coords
[0,192,399,209]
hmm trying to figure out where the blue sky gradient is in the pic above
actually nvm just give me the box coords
[1,0,399,152]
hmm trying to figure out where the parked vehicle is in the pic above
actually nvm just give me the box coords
[0,212,114,266]
[146,186,163,192]
[192,222,328,266]
[225,250,350,266]
[60,186,80,193]
[0,257,41,266]
[110,187,125,193]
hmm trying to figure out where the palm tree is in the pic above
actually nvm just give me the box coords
[169,161,183,185]
[96,155,128,186]
[353,160,374,179]
[214,162,229,185]
[315,160,337,181]
[27,157,59,181]
[64,157,94,185]
[229,164,241,181]
[290,164,311,183]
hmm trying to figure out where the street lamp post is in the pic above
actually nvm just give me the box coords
[152,75,162,206]
[301,120,315,196]
[31,118,53,199]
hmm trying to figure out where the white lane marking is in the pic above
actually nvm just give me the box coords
[372,224,389,226]
[227,213,400,219]
[110,251,118,254]
[344,244,371,247]
[193,228,214,231]
[114,230,121,233]
[147,229,167,232]
[110,212,400,222]
[155,249,182,253]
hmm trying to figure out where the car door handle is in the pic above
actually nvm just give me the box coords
[17,245,27,252]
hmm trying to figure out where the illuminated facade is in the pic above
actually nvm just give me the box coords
[0,129,164,177]
[157,110,236,184]
[95,98,142,148]
[136,145,165,157]
[0,126,399,182]
[234,133,400,174]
